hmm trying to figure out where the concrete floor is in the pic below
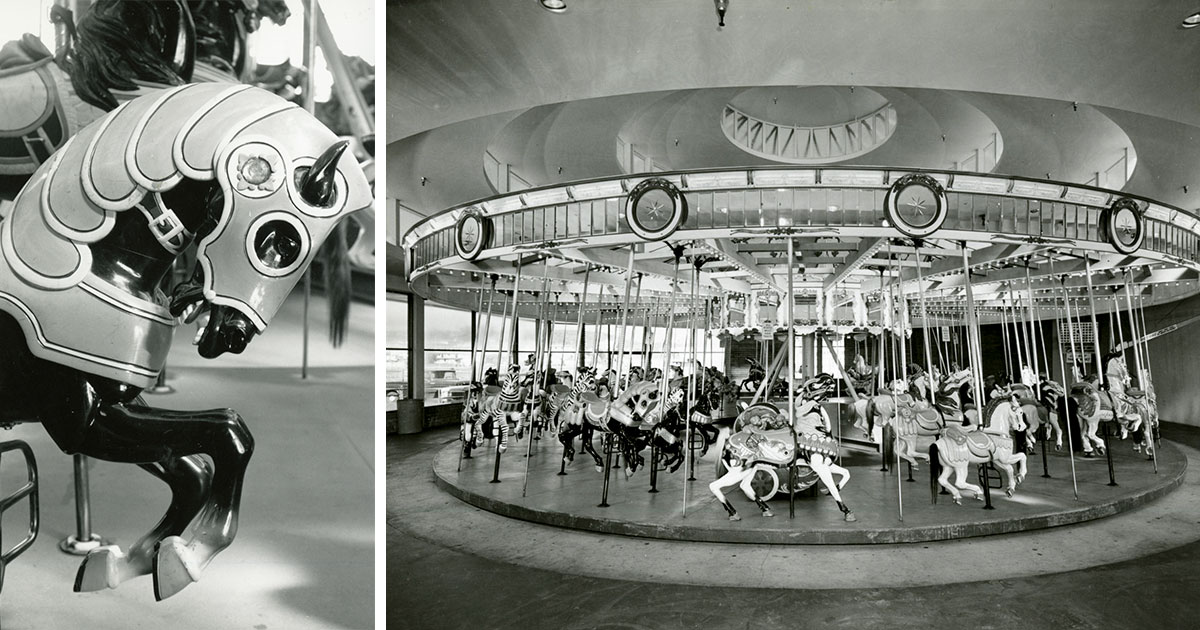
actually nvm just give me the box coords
[389,423,1200,630]
[0,292,375,629]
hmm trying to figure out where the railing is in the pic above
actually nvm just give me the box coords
[402,166,1200,278]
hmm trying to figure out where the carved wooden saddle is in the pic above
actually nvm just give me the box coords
[942,426,996,458]
[0,35,99,176]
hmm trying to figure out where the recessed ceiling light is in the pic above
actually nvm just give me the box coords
[540,0,567,13]
[1184,11,1200,28]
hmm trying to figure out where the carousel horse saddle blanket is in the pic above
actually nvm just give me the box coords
[944,427,995,458]
[0,57,70,175]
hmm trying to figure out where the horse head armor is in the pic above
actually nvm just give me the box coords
[0,83,370,387]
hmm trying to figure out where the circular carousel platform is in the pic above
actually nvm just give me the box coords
[434,435,1186,544]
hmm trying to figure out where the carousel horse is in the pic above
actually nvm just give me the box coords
[491,365,527,440]
[1009,382,1048,453]
[929,395,1029,504]
[846,352,877,397]
[459,383,486,458]
[710,374,857,522]
[0,0,365,345]
[1038,379,1066,450]
[554,367,604,471]
[739,357,766,393]
[875,379,948,470]
[584,378,669,478]
[1069,376,1139,456]
[0,84,370,599]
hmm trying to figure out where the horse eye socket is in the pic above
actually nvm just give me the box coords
[253,219,303,269]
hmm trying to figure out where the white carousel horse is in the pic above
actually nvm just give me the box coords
[875,380,947,470]
[929,395,1029,504]
[709,375,856,522]
[1070,378,1142,457]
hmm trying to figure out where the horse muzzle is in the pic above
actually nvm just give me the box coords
[197,305,257,358]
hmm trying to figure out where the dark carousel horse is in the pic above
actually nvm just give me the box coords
[0,83,370,599]
[1,0,362,345]
[555,367,605,471]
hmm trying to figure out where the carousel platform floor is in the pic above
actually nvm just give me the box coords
[434,433,1185,545]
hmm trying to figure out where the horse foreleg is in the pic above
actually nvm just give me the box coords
[894,436,922,470]
[993,460,1017,497]
[952,463,983,501]
[581,426,603,472]
[737,467,773,517]
[808,455,856,521]
[937,461,963,504]
[709,464,750,521]
[75,455,212,593]
[61,403,253,601]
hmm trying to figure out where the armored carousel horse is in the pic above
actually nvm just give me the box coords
[1,0,369,344]
[709,374,856,522]
[0,83,370,599]
[929,394,1029,504]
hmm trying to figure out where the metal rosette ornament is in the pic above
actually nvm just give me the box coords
[1101,197,1145,255]
[625,178,688,241]
[454,206,491,260]
[884,173,948,239]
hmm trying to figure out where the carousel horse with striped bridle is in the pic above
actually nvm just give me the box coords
[487,364,527,442]
[709,374,856,522]
[929,394,1028,504]
[554,367,604,471]
[0,84,370,600]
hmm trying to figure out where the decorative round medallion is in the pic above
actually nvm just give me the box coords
[455,207,491,260]
[229,142,285,198]
[884,173,948,239]
[625,178,687,241]
[1102,197,1144,255]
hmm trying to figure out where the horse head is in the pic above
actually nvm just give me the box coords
[160,85,371,358]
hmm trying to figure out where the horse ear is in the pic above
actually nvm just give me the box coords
[300,140,349,207]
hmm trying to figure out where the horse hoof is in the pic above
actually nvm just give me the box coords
[953,497,962,505]
[844,512,857,522]
[594,466,603,473]
[973,494,985,502]
[1083,451,1095,459]
[762,510,774,518]
[729,514,742,522]
[74,546,126,592]
[1006,489,1014,498]
[152,536,200,601]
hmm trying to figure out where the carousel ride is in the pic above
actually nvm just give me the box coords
[403,162,1190,543]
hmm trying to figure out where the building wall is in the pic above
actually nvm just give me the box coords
[1144,292,1200,427]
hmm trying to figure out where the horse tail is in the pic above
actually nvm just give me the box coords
[321,222,352,346]
[929,442,941,503]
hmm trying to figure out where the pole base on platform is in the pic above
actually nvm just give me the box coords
[59,533,104,556]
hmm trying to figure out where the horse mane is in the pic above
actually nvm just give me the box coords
[67,0,189,112]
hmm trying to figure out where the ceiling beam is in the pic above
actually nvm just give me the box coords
[702,239,785,294]
[831,238,882,292]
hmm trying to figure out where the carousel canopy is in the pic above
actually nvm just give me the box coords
[390,2,1200,328]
